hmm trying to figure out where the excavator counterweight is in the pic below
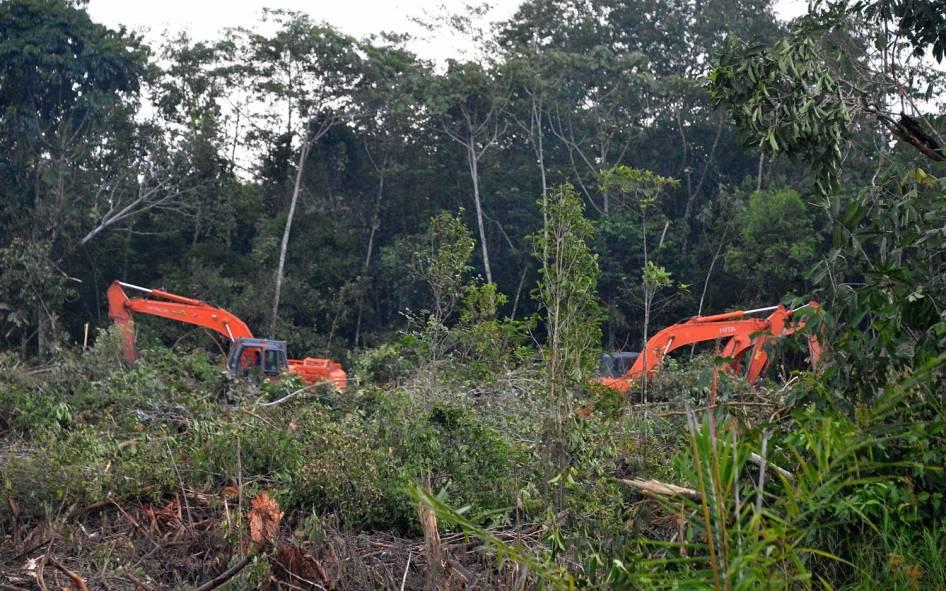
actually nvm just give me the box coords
[107,281,346,390]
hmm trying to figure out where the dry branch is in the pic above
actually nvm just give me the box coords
[194,553,255,591]
[748,452,794,481]
[618,478,703,501]
[47,555,90,591]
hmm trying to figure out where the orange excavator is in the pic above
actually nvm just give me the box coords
[597,302,820,393]
[107,281,347,389]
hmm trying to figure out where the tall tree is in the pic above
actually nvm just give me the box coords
[0,0,148,354]
[228,10,362,338]
[426,61,508,285]
[350,40,427,346]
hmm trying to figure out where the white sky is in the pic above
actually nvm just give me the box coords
[87,0,809,60]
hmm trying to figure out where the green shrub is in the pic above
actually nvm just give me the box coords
[452,283,535,379]
[285,394,525,532]
[291,407,397,528]
[352,338,417,385]
[186,418,305,495]
[2,426,176,523]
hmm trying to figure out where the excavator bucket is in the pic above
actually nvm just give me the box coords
[106,281,138,363]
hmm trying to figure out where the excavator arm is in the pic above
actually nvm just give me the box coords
[107,281,253,363]
[599,302,821,393]
[735,301,821,384]
[600,307,778,393]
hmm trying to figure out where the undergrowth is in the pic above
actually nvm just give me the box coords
[1,325,944,590]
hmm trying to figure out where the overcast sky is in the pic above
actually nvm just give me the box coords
[86,0,809,60]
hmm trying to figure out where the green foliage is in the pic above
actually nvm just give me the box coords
[611,413,820,590]
[606,394,939,589]
[723,188,821,304]
[810,165,946,403]
[414,485,578,590]
[844,519,946,590]
[352,339,418,386]
[0,341,525,536]
[1,2,945,589]
[453,283,534,377]
[531,183,604,507]
[833,0,946,62]
[532,185,604,383]
[410,210,477,358]
[0,238,76,353]
[710,34,850,191]
[599,166,681,212]
[641,262,672,292]
[3,425,176,522]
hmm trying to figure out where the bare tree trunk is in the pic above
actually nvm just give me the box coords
[510,265,528,321]
[698,228,730,317]
[641,209,650,404]
[123,224,133,279]
[682,117,724,224]
[36,303,47,357]
[533,95,548,200]
[641,292,650,404]
[269,140,312,339]
[467,143,493,284]
[355,168,384,348]
[756,152,765,192]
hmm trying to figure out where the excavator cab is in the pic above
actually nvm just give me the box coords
[226,338,289,378]
[598,352,640,378]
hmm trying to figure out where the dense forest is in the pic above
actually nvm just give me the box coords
[1,0,945,589]
[0,0,825,357]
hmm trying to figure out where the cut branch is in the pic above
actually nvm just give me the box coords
[618,478,703,501]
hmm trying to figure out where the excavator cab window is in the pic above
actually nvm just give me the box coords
[598,352,640,378]
[227,339,289,380]
[262,348,284,376]
[235,347,262,377]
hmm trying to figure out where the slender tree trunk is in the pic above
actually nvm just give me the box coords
[192,203,202,247]
[123,224,133,280]
[698,228,730,317]
[641,209,649,404]
[756,152,765,192]
[533,96,548,199]
[682,117,724,226]
[534,97,550,264]
[510,265,528,321]
[355,168,384,348]
[363,170,383,272]
[597,141,613,214]
[467,142,493,284]
[608,295,615,350]
[36,302,47,357]
[270,139,312,339]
